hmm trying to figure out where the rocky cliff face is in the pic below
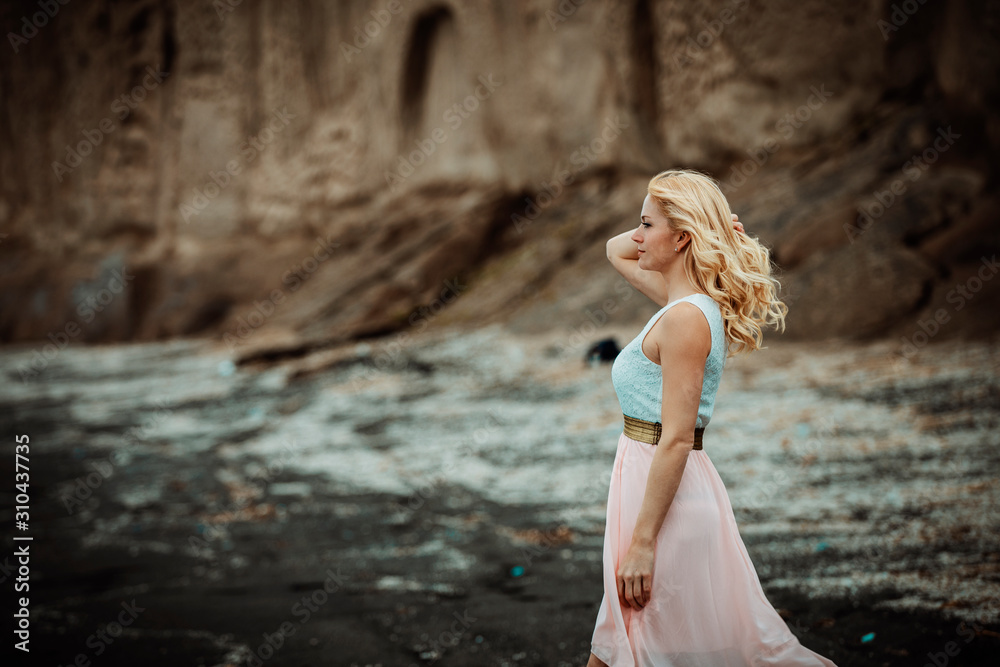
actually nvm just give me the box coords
[1,0,997,356]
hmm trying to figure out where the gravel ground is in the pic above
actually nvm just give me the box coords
[2,325,999,666]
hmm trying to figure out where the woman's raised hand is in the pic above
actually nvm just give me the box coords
[731,213,744,234]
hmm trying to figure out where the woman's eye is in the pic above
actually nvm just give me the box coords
[641,222,651,228]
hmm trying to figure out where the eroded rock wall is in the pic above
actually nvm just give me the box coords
[0,0,997,352]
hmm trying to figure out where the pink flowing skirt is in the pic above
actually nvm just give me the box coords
[590,432,838,667]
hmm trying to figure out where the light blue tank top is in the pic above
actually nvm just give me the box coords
[611,293,726,429]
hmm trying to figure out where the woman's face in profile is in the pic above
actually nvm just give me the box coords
[632,194,677,272]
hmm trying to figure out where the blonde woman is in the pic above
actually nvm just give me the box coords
[588,169,837,667]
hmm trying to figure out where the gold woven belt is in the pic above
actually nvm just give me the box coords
[623,414,704,450]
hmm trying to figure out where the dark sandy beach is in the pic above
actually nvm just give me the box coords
[3,327,999,666]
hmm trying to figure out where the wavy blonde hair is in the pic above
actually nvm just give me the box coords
[648,169,788,357]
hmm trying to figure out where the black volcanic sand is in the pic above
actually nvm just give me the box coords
[2,444,997,667]
[2,331,1000,667]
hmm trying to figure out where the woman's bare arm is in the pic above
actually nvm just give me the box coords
[614,303,711,610]
[606,230,670,307]
[606,214,743,308]
[632,303,710,545]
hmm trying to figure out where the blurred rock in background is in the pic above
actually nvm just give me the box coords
[0,0,998,353]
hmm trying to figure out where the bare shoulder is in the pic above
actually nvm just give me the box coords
[646,302,712,364]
